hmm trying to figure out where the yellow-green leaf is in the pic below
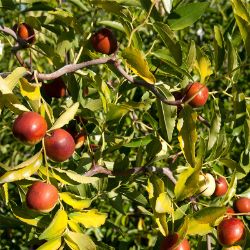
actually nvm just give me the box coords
[122,47,156,84]
[68,220,83,233]
[195,56,213,83]
[0,152,42,184]
[36,237,61,250]
[49,102,79,131]
[155,192,173,214]
[5,67,27,91]
[19,78,41,101]
[69,209,107,228]
[39,209,68,240]
[177,106,197,167]
[187,220,212,236]
[60,192,92,210]
[174,165,201,201]
[12,205,43,227]
[64,231,96,250]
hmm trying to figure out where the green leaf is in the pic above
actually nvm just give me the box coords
[123,135,153,148]
[192,206,226,225]
[106,103,131,121]
[154,22,182,66]
[64,231,96,250]
[156,85,177,142]
[222,172,237,204]
[168,2,209,30]
[174,166,200,201]
[152,49,192,79]
[231,0,250,55]
[177,106,197,168]
[208,100,221,150]
[122,47,156,84]
[69,210,107,228]
[60,192,92,210]
[214,26,225,71]
[39,209,68,240]
[49,102,79,131]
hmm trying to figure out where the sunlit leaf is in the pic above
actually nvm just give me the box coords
[122,47,156,84]
[49,102,79,131]
[36,237,61,250]
[154,22,182,66]
[19,78,41,101]
[39,209,68,240]
[60,192,92,210]
[168,2,209,30]
[64,231,96,250]
[177,106,197,167]
[69,210,107,228]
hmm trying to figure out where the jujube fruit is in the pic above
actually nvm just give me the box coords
[214,176,228,197]
[44,128,75,162]
[234,197,250,213]
[184,82,209,107]
[42,77,67,98]
[13,23,35,44]
[91,28,118,55]
[26,181,58,212]
[12,111,47,145]
[217,217,245,247]
[160,233,190,250]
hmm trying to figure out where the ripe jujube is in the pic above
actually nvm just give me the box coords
[217,217,245,247]
[26,181,58,212]
[214,176,228,197]
[91,28,118,55]
[184,82,209,107]
[234,197,250,213]
[42,77,67,98]
[44,128,75,162]
[160,233,190,250]
[13,23,35,44]
[12,111,47,145]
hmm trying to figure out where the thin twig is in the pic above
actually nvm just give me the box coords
[206,234,212,250]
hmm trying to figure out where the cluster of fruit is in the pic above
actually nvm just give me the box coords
[12,111,75,212]
[160,174,250,249]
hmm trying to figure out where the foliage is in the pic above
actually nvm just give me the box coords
[0,0,250,249]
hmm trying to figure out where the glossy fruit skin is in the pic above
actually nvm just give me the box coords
[234,197,250,213]
[12,112,47,145]
[91,28,118,55]
[13,23,35,44]
[226,207,235,216]
[214,177,228,197]
[217,218,245,247]
[199,173,216,197]
[184,82,209,107]
[42,78,67,98]
[44,128,75,162]
[160,233,190,250]
[26,182,58,212]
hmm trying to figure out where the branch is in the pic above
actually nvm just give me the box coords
[84,164,177,185]
[36,57,116,80]
[113,61,182,106]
